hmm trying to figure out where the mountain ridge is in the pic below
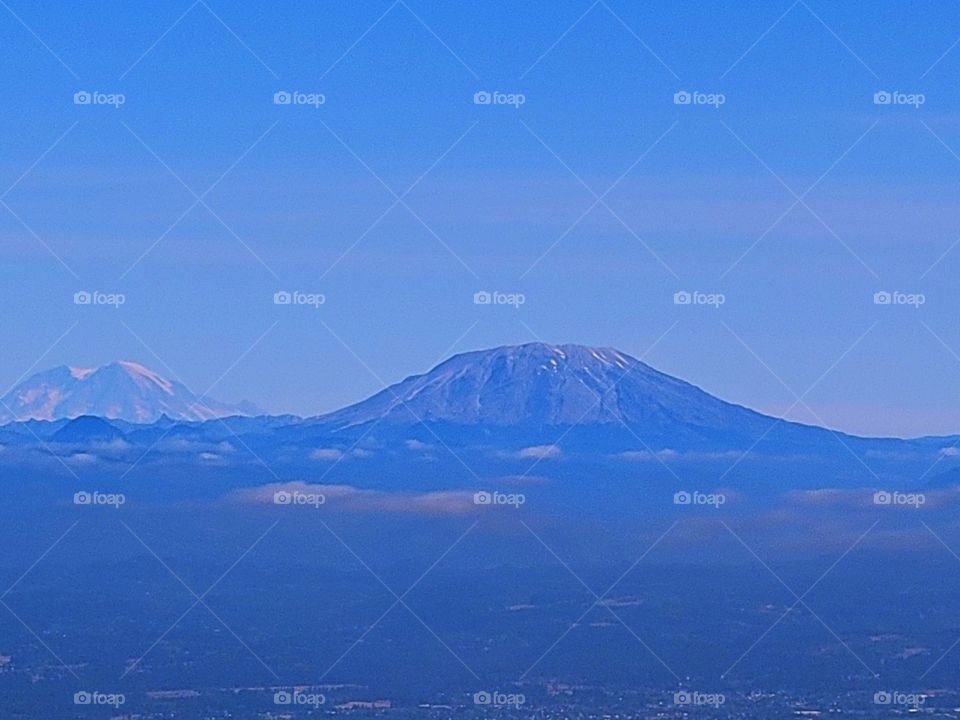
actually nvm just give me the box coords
[2,344,955,445]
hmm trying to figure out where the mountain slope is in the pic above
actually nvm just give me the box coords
[315,343,781,441]
[0,361,261,424]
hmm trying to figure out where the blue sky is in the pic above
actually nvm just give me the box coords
[2,0,960,436]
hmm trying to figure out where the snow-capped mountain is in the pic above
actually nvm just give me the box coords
[316,343,777,440]
[0,361,261,424]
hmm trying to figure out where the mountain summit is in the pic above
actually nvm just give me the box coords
[316,343,776,442]
[0,361,261,424]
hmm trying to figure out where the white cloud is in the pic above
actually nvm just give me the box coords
[310,447,345,461]
[231,481,476,515]
[517,444,561,460]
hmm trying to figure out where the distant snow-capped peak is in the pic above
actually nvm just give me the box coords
[0,361,262,424]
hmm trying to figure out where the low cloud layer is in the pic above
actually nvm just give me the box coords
[231,481,477,515]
